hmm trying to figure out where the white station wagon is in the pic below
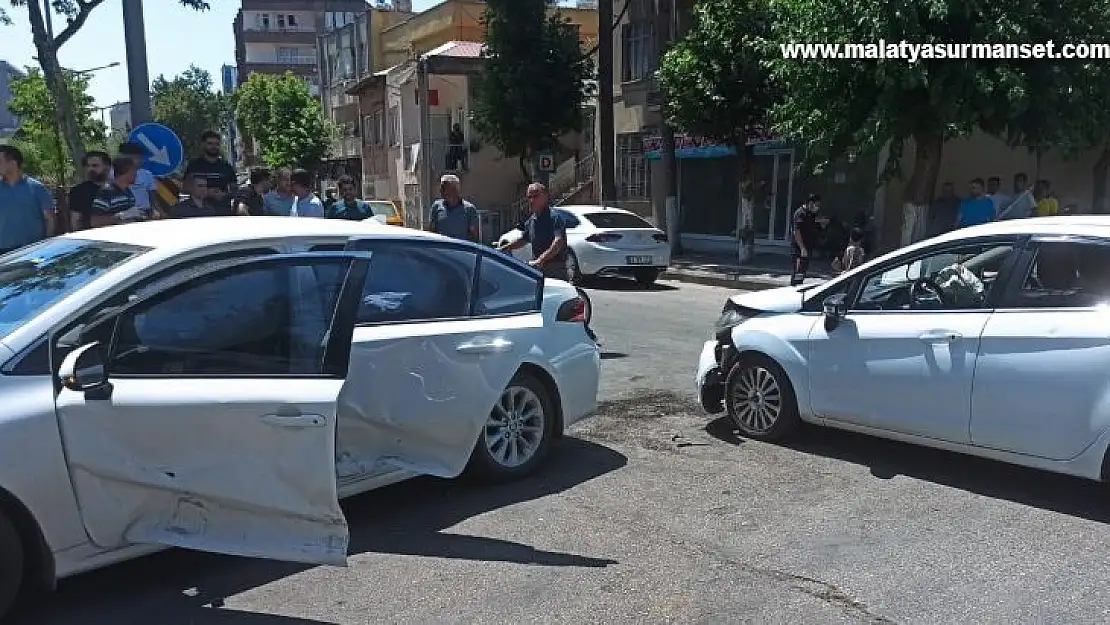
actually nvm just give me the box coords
[697,216,1110,483]
[0,217,600,618]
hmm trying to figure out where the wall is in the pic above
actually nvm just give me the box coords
[244,42,316,64]
[0,62,24,134]
[241,9,317,32]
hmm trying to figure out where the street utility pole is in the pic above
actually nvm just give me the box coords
[597,0,617,204]
[122,0,153,125]
[657,0,681,254]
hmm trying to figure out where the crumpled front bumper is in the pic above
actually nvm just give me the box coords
[694,340,725,414]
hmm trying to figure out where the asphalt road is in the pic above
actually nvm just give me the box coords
[13,277,1110,624]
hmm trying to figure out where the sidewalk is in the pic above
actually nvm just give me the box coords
[661,252,834,291]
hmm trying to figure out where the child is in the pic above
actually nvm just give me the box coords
[833,227,866,274]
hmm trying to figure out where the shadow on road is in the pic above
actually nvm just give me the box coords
[705,417,1110,523]
[583,277,677,292]
[12,438,626,625]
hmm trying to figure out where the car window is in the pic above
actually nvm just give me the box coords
[110,258,351,376]
[582,211,652,229]
[358,243,477,323]
[367,201,398,218]
[855,241,1014,311]
[1003,240,1110,308]
[0,238,148,342]
[474,254,541,316]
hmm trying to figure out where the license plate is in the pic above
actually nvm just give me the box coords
[626,255,652,265]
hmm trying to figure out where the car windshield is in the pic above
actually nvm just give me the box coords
[0,238,149,341]
[367,201,398,218]
[583,211,652,229]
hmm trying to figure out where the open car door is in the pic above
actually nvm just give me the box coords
[51,253,370,566]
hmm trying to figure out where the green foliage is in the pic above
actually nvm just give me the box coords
[471,0,594,164]
[659,0,777,149]
[7,67,104,186]
[152,65,231,159]
[233,73,333,171]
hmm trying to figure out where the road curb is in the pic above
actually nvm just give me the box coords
[661,269,830,291]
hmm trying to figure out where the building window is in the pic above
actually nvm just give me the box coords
[621,21,654,83]
[287,14,298,27]
[257,12,270,29]
[363,111,386,146]
[277,14,286,28]
[388,105,400,146]
[617,133,650,199]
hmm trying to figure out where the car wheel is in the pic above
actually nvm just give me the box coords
[566,250,586,285]
[633,267,661,286]
[0,510,24,621]
[724,353,800,441]
[465,372,555,481]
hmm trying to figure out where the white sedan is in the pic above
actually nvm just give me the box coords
[696,216,1110,482]
[498,205,671,286]
[0,217,600,618]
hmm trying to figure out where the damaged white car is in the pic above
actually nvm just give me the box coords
[0,217,600,618]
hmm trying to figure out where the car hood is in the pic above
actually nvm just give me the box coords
[728,285,807,313]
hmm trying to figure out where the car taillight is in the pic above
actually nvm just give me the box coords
[586,233,623,243]
[653,232,668,242]
[557,296,587,323]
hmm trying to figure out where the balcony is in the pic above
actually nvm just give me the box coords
[241,26,317,45]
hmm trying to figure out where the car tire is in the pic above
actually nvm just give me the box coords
[0,510,24,621]
[633,267,661,286]
[565,250,586,285]
[724,353,801,441]
[465,371,556,482]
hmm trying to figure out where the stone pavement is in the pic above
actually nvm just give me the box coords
[661,251,834,290]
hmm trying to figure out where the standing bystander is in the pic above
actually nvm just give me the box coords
[116,142,159,220]
[184,131,237,214]
[1034,179,1060,217]
[263,168,296,216]
[957,178,996,228]
[68,150,111,231]
[790,194,822,286]
[235,168,271,216]
[326,175,375,220]
[427,174,478,241]
[89,157,141,228]
[169,175,222,218]
[288,169,325,218]
[498,183,572,280]
[0,145,54,252]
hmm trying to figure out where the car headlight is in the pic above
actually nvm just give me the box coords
[713,303,752,339]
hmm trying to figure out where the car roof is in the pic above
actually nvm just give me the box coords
[557,205,642,217]
[61,216,442,250]
[926,216,1110,245]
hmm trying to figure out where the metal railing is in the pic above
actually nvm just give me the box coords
[507,153,597,222]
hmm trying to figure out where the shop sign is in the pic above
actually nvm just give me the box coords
[643,133,788,160]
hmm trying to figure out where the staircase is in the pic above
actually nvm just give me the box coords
[506,154,597,225]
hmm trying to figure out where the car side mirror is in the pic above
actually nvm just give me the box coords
[58,342,112,397]
[822,293,847,330]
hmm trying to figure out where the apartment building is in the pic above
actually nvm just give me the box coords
[317,5,413,191]
[0,61,25,139]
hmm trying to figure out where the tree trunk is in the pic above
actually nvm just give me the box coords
[891,133,943,250]
[1093,146,1110,214]
[737,145,756,264]
[26,0,84,235]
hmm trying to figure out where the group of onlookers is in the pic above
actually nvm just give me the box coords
[929,173,1059,238]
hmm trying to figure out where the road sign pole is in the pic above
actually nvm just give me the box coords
[122,0,152,125]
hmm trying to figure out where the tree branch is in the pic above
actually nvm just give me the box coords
[580,0,632,60]
[54,0,107,49]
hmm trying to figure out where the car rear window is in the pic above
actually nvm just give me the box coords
[582,211,653,229]
[368,201,398,218]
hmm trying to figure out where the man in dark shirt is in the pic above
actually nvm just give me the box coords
[790,193,822,286]
[326,175,375,220]
[926,182,961,238]
[183,130,236,214]
[234,167,271,216]
[427,174,479,241]
[169,175,222,218]
[498,183,571,280]
[68,150,111,231]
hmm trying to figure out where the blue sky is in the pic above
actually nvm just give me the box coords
[3,0,443,111]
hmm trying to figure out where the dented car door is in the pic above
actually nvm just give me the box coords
[52,254,367,565]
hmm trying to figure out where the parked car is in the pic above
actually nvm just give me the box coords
[0,217,600,618]
[497,205,671,286]
[696,216,1110,482]
[365,199,404,226]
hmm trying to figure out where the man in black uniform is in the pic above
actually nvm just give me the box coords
[498,183,573,280]
[184,130,236,214]
[790,193,822,286]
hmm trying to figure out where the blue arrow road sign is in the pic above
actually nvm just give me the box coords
[127,122,184,177]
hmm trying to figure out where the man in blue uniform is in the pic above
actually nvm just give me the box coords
[498,183,572,280]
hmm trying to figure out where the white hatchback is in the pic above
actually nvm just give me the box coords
[696,216,1110,483]
[0,217,600,618]
[498,205,671,285]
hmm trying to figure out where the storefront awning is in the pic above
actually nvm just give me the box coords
[643,133,789,160]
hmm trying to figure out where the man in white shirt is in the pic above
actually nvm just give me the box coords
[115,142,160,220]
[288,168,325,217]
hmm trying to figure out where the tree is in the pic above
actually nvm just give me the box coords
[152,65,231,160]
[472,0,594,179]
[7,67,105,187]
[658,0,777,262]
[768,0,1110,248]
[233,73,333,172]
[2,0,209,184]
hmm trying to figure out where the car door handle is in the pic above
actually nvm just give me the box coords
[919,331,962,343]
[456,337,514,354]
[260,414,326,428]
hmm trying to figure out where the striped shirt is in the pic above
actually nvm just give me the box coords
[91,184,138,219]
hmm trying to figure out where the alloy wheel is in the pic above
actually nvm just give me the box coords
[485,385,546,468]
[729,365,783,434]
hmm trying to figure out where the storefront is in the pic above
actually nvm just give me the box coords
[645,133,879,256]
